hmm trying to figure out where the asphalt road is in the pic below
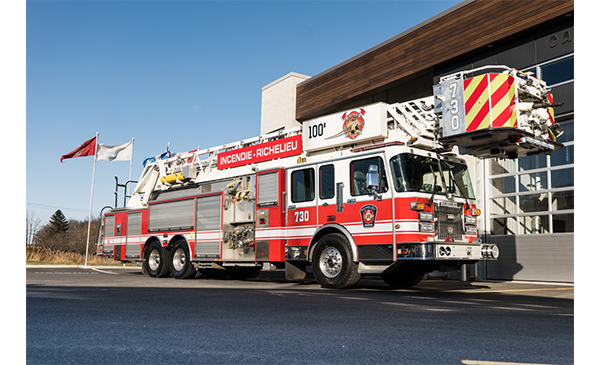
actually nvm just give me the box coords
[26,266,574,365]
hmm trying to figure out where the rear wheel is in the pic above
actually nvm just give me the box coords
[170,241,196,279]
[312,233,360,289]
[143,242,171,278]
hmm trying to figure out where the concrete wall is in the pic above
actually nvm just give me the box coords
[486,234,574,282]
[261,72,310,135]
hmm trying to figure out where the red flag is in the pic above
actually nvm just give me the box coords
[60,136,97,163]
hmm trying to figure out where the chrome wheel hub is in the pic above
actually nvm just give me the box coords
[172,248,186,271]
[149,249,161,271]
[320,247,342,278]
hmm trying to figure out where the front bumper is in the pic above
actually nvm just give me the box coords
[396,241,499,260]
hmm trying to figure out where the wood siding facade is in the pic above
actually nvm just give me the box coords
[295,0,574,121]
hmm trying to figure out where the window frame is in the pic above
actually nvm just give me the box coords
[291,167,315,203]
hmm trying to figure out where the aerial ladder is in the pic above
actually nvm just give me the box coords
[129,65,562,206]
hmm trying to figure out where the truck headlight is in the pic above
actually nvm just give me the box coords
[464,215,477,225]
[464,225,477,234]
[419,222,434,232]
[419,211,434,221]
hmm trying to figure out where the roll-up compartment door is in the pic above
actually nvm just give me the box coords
[148,199,195,232]
[126,212,142,258]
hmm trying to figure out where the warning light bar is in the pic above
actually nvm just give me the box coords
[515,136,556,151]
[350,141,405,153]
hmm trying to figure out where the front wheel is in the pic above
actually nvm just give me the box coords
[312,233,360,289]
[170,241,196,279]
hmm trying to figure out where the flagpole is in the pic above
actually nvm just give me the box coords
[84,131,99,267]
[127,137,134,204]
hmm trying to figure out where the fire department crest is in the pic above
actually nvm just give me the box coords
[325,108,366,140]
[360,204,377,228]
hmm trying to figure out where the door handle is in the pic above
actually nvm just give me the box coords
[336,182,344,213]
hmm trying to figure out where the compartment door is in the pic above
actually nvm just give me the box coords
[255,169,286,262]
[126,212,142,258]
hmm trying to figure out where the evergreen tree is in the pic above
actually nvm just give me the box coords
[49,209,69,233]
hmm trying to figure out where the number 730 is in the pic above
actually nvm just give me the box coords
[294,210,309,223]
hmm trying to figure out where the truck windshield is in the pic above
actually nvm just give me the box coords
[389,153,475,199]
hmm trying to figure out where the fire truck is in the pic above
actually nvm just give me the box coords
[98,65,563,289]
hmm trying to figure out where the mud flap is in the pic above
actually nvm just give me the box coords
[285,261,307,282]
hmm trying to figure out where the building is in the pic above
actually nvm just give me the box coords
[261,0,574,282]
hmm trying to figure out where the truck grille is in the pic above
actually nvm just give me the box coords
[435,201,463,241]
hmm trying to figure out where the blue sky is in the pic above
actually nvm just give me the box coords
[25,0,463,223]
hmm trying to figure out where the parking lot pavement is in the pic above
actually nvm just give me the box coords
[26,265,574,365]
[26,265,574,300]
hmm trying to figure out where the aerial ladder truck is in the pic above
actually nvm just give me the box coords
[98,65,563,288]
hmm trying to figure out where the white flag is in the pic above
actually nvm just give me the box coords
[96,141,133,161]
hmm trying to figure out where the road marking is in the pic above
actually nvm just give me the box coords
[87,267,119,275]
[461,360,557,365]
[34,271,98,275]
[458,287,573,294]
[489,306,534,312]
[339,296,371,301]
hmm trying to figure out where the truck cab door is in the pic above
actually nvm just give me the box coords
[345,154,395,261]
[316,163,341,226]
[286,165,318,259]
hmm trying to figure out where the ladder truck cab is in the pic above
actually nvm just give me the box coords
[98,66,563,288]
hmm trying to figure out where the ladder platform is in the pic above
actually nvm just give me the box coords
[438,127,564,159]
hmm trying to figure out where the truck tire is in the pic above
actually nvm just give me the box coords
[170,240,196,279]
[312,233,360,289]
[143,242,171,278]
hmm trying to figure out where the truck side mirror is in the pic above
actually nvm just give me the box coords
[366,164,380,191]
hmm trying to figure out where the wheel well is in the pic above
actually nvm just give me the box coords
[142,235,190,258]
[142,237,161,258]
[168,235,191,253]
[308,224,358,262]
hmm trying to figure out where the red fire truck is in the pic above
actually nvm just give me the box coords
[98,66,563,288]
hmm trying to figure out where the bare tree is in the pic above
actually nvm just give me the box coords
[34,214,101,256]
[26,210,42,246]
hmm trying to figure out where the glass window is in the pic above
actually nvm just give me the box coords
[351,156,388,196]
[490,196,517,215]
[551,168,574,188]
[519,172,548,192]
[319,165,335,199]
[519,154,546,171]
[291,168,315,203]
[389,154,474,198]
[490,158,516,175]
[539,56,574,86]
[520,215,550,234]
[439,159,475,199]
[491,176,516,195]
[553,213,574,233]
[490,217,517,235]
[519,193,548,213]
[551,190,574,211]
[556,120,574,144]
[551,145,574,166]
